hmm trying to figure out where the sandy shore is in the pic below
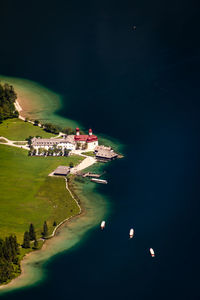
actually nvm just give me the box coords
[0,75,118,293]
[0,171,109,293]
[0,99,97,292]
[0,75,80,128]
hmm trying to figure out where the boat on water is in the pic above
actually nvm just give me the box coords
[91,178,108,184]
[101,220,106,230]
[129,228,134,239]
[150,248,155,257]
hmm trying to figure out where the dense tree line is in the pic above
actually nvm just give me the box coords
[0,83,18,123]
[42,123,61,134]
[28,147,70,157]
[0,235,20,284]
[0,220,58,284]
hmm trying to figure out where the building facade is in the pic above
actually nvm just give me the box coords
[74,128,98,150]
[31,136,76,154]
[31,128,98,153]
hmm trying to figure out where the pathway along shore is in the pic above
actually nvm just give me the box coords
[48,179,82,238]
[0,100,98,289]
[0,174,84,290]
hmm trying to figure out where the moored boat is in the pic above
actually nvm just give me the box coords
[101,220,106,230]
[91,178,108,184]
[129,228,134,239]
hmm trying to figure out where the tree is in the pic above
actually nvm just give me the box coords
[0,235,20,284]
[82,143,88,150]
[33,239,38,250]
[22,231,30,248]
[69,162,74,168]
[25,136,33,146]
[62,127,75,135]
[37,148,41,155]
[0,82,18,122]
[64,148,69,156]
[34,120,39,126]
[29,223,36,241]
[43,123,60,134]
[42,221,48,238]
[76,142,81,150]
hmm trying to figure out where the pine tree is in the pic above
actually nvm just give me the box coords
[42,221,48,238]
[22,231,30,248]
[33,239,38,249]
[13,235,20,254]
[29,223,36,241]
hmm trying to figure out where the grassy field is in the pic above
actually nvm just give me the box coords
[84,151,95,157]
[0,145,84,243]
[0,118,55,140]
[13,141,27,145]
[0,138,8,143]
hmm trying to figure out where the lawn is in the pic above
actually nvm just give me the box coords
[84,151,95,157]
[0,138,7,143]
[0,145,84,243]
[0,118,55,140]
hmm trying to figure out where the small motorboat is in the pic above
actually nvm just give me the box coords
[129,228,134,239]
[101,221,106,230]
[150,248,155,257]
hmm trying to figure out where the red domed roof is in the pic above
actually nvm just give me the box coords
[89,128,92,132]
[87,135,98,142]
[76,128,80,131]
[74,134,98,142]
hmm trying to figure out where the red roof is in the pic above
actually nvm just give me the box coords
[74,135,98,142]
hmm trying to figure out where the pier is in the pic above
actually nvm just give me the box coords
[82,172,102,178]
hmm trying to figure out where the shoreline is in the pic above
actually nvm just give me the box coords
[0,75,81,128]
[0,76,121,293]
[0,169,110,293]
[0,181,85,291]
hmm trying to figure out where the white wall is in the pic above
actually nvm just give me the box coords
[87,141,98,150]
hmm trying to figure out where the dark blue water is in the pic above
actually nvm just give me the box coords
[1,0,200,299]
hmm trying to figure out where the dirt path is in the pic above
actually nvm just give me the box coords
[0,136,29,150]
[70,155,96,174]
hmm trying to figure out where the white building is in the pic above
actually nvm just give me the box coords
[31,136,76,154]
[74,128,98,150]
[31,128,98,154]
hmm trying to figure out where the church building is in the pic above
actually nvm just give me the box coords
[74,128,98,150]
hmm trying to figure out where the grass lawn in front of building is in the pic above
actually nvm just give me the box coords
[0,118,56,140]
[0,145,84,243]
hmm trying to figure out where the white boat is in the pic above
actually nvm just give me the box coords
[129,228,134,239]
[101,220,106,230]
[150,248,155,257]
[91,178,108,184]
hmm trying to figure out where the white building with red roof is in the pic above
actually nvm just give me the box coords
[74,128,98,150]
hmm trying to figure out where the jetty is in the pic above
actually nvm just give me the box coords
[82,172,102,178]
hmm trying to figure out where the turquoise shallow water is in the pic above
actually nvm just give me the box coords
[0,162,113,294]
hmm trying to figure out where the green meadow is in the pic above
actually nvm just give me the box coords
[0,145,84,243]
[0,118,55,140]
